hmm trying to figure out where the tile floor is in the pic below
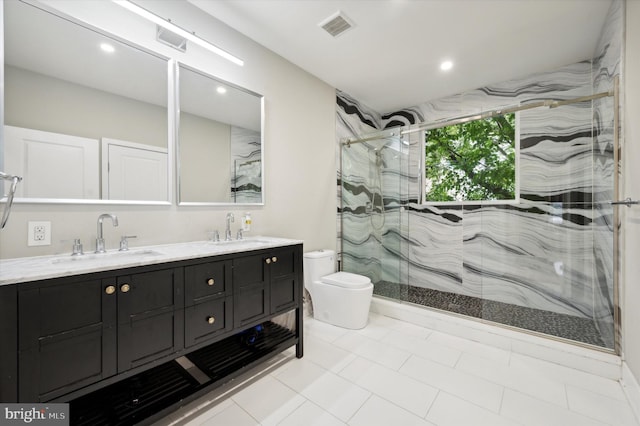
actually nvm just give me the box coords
[154,313,639,426]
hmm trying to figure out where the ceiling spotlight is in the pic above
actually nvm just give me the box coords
[216,86,227,94]
[100,43,115,53]
[440,60,453,71]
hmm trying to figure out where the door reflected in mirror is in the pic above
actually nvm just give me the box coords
[3,0,170,203]
[178,64,263,205]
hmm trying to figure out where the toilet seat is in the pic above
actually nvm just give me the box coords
[320,271,371,289]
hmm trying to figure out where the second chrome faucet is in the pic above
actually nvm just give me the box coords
[96,213,118,253]
[225,212,234,241]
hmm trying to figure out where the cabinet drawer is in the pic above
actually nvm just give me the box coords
[185,297,233,347]
[185,261,230,304]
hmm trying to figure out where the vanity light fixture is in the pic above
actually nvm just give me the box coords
[100,42,115,53]
[112,0,244,66]
[440,60,453,71]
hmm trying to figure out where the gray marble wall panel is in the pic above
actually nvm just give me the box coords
[591,0,623,349]
[231,126,261,203]
[336,90,382,268]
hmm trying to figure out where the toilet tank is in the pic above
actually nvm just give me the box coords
[303,250,336,284]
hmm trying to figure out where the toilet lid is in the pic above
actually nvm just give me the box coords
[321,271,371,289]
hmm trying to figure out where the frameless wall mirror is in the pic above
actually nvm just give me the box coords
[2,0,171,204]
[177,63,263,205]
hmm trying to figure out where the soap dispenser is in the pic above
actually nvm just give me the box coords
[242,212,252,232]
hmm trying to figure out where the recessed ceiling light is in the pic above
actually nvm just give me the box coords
[440,60,453,71]
[100,43,115,53]
[216,86,227,94]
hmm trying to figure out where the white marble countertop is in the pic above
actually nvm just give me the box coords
[0,236,303,286]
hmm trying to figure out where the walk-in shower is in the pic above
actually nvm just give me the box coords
[340,84,621,352]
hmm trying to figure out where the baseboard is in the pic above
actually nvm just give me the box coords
[371,297,622,380]
[622,361,640,422]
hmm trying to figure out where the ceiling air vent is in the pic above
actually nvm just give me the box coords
[319,11,354,38]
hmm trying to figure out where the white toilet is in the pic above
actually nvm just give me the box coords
[303,250,373,329]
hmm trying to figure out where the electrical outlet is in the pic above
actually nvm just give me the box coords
[28,221,51,246]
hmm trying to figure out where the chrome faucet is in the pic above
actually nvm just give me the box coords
[96,213,119,253]
[225,213,234,241]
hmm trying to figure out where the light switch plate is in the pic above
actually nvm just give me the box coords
[28,221,51,246]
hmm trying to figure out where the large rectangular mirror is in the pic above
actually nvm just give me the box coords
[2,0,171,204]
[177,64,263,205]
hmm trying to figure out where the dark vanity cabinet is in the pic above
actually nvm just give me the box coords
[116,268,184,372]
[18,275,117,402]
[4,243,303,424]
[17,266,183,402]
[184,259,233,348]
[233,246,301,328]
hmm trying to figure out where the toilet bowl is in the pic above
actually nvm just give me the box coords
[303,250,373,329]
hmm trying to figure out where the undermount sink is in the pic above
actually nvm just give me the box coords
[213,238,272,245]
[51,249,164,264]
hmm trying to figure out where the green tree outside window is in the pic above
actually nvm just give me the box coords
[424,113,516,202]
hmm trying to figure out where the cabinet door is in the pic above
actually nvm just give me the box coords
[18,278,117,402]
[117,268,184,373]
[1,285,17,402]
[232,253,268,328]
[268,247,300,314]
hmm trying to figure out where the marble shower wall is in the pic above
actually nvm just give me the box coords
[591,0,623,348]
[336,0,621,349]
[230,126,262,203]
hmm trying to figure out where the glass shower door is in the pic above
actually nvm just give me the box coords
[340,133,406,301]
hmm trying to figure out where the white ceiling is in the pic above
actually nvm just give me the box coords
[189,0,613,114]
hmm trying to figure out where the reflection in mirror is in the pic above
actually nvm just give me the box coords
[178,64,263,205]
[2,0,170,203]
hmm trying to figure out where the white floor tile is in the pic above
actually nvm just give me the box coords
[157,317,637,426]
[332,332,411,370]
[301,334,358,373]
[198,402,259,426]
[400,354,504,413]
[380,330,462,367]
[231,375,306,426]
[455,351,569,407]
[426,392,523,426]
[348,395,436,426]
[304,318,350,343]
[339,356,439,417]
[501,389,608,426]
[510,353,627,401]
[566,385,638,426]
[277,400,347,426]
[274,357,371,422]
[352,312,401,340]
[427,329,512,365]
[272,357,329,392]
[388,317,434,339]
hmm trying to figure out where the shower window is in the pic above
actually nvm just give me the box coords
[423,113,518,203]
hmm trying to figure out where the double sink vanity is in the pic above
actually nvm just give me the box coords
[0,236,304,425]
[1,2,302,423]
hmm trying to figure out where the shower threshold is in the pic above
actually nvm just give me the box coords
[374,281,610,349]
